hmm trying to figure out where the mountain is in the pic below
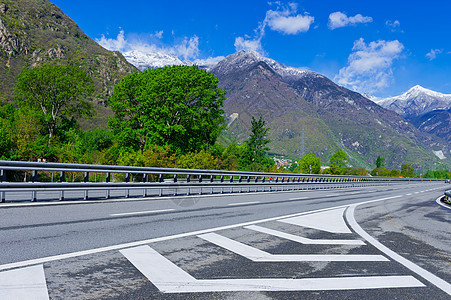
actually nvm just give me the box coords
[376,85,451,142]
[408,109,451,142]
[211,51,450,169]
[376,85,451,118]
[0,0,137,127]
[122,50,186,71]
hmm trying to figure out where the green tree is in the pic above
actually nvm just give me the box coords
[297,153,321,174]
[14,64,94,142]
[329,149,348,174]
[376,156,385,168]
[242,116,271,170]
[108,65,226,154]
[401,164,415,178]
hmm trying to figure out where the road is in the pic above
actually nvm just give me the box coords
[0,182,449,299]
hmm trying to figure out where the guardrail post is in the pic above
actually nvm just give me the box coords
[31,170,37,201]
[83,172,89,200]
[59,171,65,201]
[220,175,224,194]
[174,174,178,183]
[125,173,130,183]
[105,172,111,199]
[1,169,5,203]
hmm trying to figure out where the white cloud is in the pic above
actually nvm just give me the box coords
[151,30,163,39]
[97,30,127,52]
[234,2,314,54]
[96,30,221,65]
[265,3,314,34]
[193,56,226,67]
[328,11,373,30]
[335,38,404,94]
[234,35,265,54]
[385,20,400,29]
[425,49,442,61]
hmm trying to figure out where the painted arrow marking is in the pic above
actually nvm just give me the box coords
[0,265,49,300]
[198,233,387,262]
[244,225,365,245]
[279,207,352,233]
[120,245,424,293]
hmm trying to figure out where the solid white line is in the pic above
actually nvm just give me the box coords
[121,245,422,293]
[406,193,413,196]
[227,201,260,206]
[436,196,451,210]
[279,207,352,233]
[0,194,404,272]
[346,205,451,295]
[0,265,49,300]
[198,232,387,262]
[245,225,365,245]
[110,209,174,217]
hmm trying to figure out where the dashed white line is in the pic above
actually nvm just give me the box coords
[110,209,175,217]
[289,197,308,200]
[228,201,260,206]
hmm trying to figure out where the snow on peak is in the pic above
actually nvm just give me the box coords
[376,85,451,117]
[122,50,186,71]
[212,50,322,79]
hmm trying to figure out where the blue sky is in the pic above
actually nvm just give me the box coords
[51,0,451,97]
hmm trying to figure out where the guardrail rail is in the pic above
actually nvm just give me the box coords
[0,160,441,203]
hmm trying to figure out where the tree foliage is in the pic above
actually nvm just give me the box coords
[14,64,94,141]
[297,153,321,174]
[242,116,272,171]
[376,156,385,168]
[108,65,226,154]
[401,164,415,178]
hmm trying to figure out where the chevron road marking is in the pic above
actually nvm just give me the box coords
[120,245,424,293]
[244,225,366,245]
[279,207,352,233]
[0,265,49,300]
[198,232,387,262]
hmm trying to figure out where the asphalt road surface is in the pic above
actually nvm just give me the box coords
[0,182,449,299]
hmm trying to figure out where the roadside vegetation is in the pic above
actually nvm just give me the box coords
[0,63,449,179]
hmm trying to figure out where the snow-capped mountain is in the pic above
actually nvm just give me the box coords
[122,50,188,71]
[376,85,451,118]
[212,50,323,80]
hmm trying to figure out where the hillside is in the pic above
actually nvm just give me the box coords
[0,0,137,127]
[211,51,450,169]
[408,109,451,143]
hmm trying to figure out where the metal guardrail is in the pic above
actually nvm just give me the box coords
[0,160,441,203]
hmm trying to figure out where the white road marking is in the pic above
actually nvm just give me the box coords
[0,265,49,300]
[279,207,352,233]
[198,233,387,262]
[0,194,408,272]
[324,194,339,197]
[120,245,423,293]
[228,201,260,206]
[406,193,413,196]
[110,209,175,217]
[289,197,308,200]
[346,205,451,295]
[245,225,365,245]
[435,196,451,210]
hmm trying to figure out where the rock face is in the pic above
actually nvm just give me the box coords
[210,51,450,169]
[0,0,137,126]
[408,109,451,143]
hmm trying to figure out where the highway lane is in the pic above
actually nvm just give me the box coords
[0,182,449,299]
